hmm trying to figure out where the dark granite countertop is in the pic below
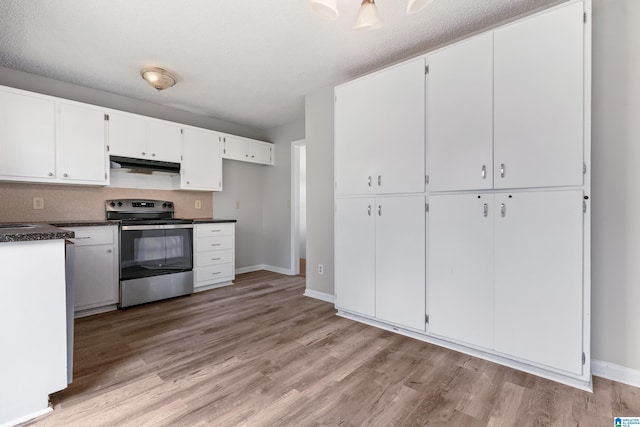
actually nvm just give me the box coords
[0,223,75,243]
[192,219,237,223]
[50,220,118,228]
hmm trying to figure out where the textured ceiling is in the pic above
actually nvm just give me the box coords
[0,0,561,130]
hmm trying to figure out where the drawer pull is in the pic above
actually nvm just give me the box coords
[212,258,221,261]
[211,243,221,247]
[212,272,221,275]
[74,236,92,240]
[210,229,221,232]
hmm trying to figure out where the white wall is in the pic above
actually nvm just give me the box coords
[262,118,306,272]
[213,160,265,269]
[591,0,640,371]
[304,87,335,295]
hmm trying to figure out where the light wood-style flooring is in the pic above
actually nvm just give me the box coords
[29,271,639,426]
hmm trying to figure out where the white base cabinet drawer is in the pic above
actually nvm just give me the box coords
[196,223,234,237]
[196,250,233,267]
[196,263,234,284]
[196,235,233,252]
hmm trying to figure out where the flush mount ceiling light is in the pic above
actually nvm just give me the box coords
[140,67,177,91]
[310,0,432,30]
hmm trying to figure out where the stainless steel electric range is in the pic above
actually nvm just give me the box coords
[106,199,193,308]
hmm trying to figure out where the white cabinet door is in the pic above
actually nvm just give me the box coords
[249,141,273,165]
[428,193,494,349]
[494,190,584,374]
[335,197,376,317]
[147,121,182,163]
[74,244,118,310]
[375,195,426,331]
[181,128,222,191]
[429,33,494,192]
[107,113,147,158]
[57,103,107,183]
[221,135,248,161]
[494,1,584,189]
[335,58,426,196]
[0,89,56,180]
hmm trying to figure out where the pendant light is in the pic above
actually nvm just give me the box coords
[310,0,432,29]
[309,0,339,20]
[407,0,433,14]
[354,0,383,31]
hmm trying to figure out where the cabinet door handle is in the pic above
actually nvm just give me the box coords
[500,203,506,217]
[481,165,487,179]
[63,173,69,177]
[152,153,156,157]
[377,175,382,186]
[367,205,371,216]
[142,152,146,156]
[378,205,382,216]
[368,176,372,187]
[500,163,505,178]
[107,249,112,253]
[48,172,54,177]
[483,203,488,217]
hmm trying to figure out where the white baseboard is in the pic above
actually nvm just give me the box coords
[235,264,295,276]
[592,359,640,388]
[303,288,335,304]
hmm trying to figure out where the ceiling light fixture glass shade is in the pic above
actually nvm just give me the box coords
[310,0,339,20]
[354,0,382,30]
[140,67,177,91]
[407,0,433,14]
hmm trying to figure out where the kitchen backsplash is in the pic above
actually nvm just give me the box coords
[0,182,213,222]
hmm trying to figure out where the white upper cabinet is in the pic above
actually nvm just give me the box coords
[57,103,108,184]
[221,135,274,165]
[429,33,494,192]
[181,127,222,191]
[494,1,585,189]
[108,113,181,163]
[335,57,426,196]
[0,89,56,181]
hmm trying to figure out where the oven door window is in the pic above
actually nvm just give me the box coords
[120,228,192,280]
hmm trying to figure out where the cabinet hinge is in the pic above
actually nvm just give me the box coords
[223,148,226,154]
[583,162,587,175]
[181,155,183,161]
[425,175,429,184]
[425,314,429,324]
[104,114,109,121]
[426,203,429,213]
[582,352,586,365]
[583,12,587,23]
[425,65,429,75]
[583,200,587,213]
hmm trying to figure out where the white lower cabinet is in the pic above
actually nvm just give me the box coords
[335,195,426,331]
[428,190,585,374]
[194,223,235,290]
[64,226,119,315]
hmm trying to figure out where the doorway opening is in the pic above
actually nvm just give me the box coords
[291,139,307,276]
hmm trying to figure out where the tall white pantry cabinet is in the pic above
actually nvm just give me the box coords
[334,0,591,390]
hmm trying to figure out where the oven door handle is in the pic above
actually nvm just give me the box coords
[121,224,194,231]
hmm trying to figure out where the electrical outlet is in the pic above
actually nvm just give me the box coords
[318,264,324,275]
[195,200,202,209]
[33,197,44,210]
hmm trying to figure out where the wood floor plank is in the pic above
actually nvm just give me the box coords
[24,271,640,427]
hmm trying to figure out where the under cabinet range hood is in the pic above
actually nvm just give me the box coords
[110,156,180,174]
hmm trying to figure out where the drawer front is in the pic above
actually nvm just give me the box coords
[65,226,115,246]
[196,250,233,267]
[196,223,233,238]
[196,235,233,252]
[196,263,234,283]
